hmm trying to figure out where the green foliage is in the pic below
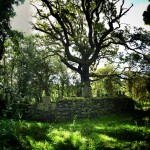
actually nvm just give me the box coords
[47,130,86,150]
[0,0,25,59]
[122,72,150,107]
[2,102,30,120]
[127,28,150,75]
[1,34,80,105]
[0,114,150,149]
[63,97,89,101]
[143,1,150,25]
[0,120,24,149]
[62,97,130,101]
[92,65,121,97]
[32,0,134,92]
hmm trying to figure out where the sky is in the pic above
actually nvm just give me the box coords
[130,0,149,5]
[11,0,31,34]
[122,0,150,30]
[11,0,150,34]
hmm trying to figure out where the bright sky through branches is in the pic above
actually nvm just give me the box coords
[11,0,150,34]
[10,0,150,70]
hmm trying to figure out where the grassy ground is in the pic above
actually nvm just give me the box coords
[0,113,150,150]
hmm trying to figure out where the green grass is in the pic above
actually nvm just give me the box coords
[0,113,150,150]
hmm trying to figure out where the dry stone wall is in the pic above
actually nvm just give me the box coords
[28,97,134,122]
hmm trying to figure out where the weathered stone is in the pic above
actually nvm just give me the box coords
[36,96,51,111]
[96,90,100,97]
[27,97,135,122]
[82,86,91,97]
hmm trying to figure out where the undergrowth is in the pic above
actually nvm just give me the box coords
[0,113,150,150]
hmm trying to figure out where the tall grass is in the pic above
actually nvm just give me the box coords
[0,113,150,149]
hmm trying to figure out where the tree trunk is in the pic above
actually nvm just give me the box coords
[61,80,65,98]
[80,65,92,98]
[128,79,133,97]
[44,86,50,96]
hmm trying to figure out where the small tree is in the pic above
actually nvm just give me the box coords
[33,0,135,97]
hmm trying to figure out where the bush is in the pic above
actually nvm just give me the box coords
[0,120,24,149]
[2,102,30,120]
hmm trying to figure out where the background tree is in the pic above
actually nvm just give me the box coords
[120,33,150,108]
[127,27,150,92]
[143,0,150,25]
[0,0,25,60]
[1,34,80,106]
[92,65,121,97]
[122,71,150,109]
[3,35,58,102]
[32,0,135,97]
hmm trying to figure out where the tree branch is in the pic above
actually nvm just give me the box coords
[60,57,80,73]
[41,0,70,46]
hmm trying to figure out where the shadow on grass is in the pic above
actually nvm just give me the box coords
[19,121,51,141]
[1,114,150,149]
[64,114,150,149]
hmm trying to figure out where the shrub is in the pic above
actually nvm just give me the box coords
[0,120,24,149]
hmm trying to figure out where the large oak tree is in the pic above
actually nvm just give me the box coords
[33,0,134,97]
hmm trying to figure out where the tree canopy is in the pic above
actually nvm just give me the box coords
[32,0,138,96]
[0,0,24,60]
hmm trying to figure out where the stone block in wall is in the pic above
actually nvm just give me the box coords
[42,96,51,104]
[37,103,47,111]
[51,102,56,111]
[37,96,51,111]
[82,86,91,97]
[46,97,135,122]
